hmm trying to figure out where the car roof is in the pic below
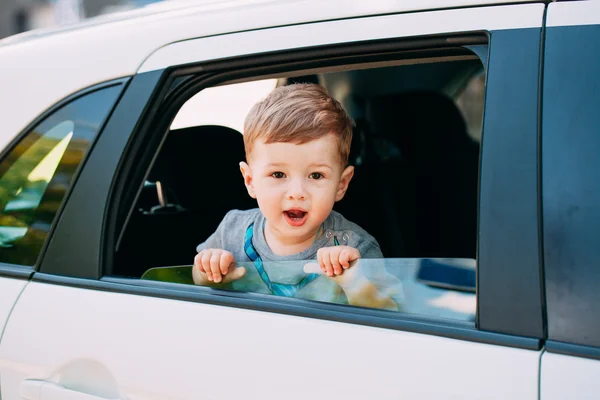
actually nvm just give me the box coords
[0,0,543,49]
[0,0,541,149]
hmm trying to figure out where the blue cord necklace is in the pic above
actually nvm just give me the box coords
[243,222,334,297]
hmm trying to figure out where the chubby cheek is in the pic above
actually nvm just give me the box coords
[309,186,337,219]
[254,185,283,218]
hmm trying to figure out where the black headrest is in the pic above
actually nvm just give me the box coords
[149,125,254,209]
[367,91,471,161]
[286,75,320,85]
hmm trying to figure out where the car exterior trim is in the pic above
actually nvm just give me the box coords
[477,27,545,339]
[0,264,33,280]
[546,341,600,362]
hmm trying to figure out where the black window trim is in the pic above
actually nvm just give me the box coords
[0,78,129,277]
[0,263,33,280]
[38,29,545,348]
[546,340,600,362]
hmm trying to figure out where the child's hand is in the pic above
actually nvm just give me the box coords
[304,259,402,311]
[317,245,360,276]
[192,249,246,285]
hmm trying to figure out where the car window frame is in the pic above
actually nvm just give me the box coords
[35,18,545,350]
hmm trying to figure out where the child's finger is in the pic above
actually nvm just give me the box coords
[340,249,351,269]
[201,252,213,281]
[210,253,222,283]
[330,250,343,275]
[348,247,361,262]
[220,252,233,275]
[194,252,206,272]
[317,250,326,273]
[320,251,334,276]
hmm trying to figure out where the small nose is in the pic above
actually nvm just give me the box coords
[287,177,306,200]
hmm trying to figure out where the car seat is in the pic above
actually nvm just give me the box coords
[116,125,256,276]
[333,117,407,258]
[367,91,479,259]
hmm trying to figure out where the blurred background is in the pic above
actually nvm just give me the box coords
[0,0,164,39]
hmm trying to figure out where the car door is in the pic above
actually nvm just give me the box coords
[540,2,600,398]
[1,3,546,400]
[0,275,28,347]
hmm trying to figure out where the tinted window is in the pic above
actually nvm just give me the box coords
[0,85,121,266]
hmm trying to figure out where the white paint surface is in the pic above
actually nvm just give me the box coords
[0,1,543,153]
[140,4,544,73]
[547,1,600,28]
[0,277,27,341]
[541,352,600,399]
[0,282,540,400]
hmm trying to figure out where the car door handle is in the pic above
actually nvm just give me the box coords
[21,379,122,400]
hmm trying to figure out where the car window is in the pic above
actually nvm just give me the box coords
[455,71,485,142]
[115,51,485,323]
[0,85,122,266]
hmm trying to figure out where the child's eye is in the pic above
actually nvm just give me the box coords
[271,172,286,179]
[309,172,324,180]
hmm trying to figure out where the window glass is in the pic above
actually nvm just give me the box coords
[0,85,122,266]
[142,258,476,322]
[170,79,277,132]
[117,52,485,323]
[455,71,485,142]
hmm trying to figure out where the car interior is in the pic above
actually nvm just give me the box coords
[115,56,484,278]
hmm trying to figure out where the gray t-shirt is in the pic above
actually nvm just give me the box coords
[196,208,383,261]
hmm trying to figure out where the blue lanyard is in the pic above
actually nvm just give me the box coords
[243,223,321,297]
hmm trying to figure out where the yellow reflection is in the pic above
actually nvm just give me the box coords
[27,132,72,183]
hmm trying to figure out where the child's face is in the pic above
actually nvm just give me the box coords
[240,134,354,245]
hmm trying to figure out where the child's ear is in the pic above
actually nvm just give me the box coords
[239,161,256,199]
[335,165,354,201]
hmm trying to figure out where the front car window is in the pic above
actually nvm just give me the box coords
[0,85,122,266]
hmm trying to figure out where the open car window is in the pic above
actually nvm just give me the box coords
[115,47,485,325]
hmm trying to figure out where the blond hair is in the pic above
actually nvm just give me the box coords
[243,83,354,166]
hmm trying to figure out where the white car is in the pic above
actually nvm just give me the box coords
[0,0,599,399]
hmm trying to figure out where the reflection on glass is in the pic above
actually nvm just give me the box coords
[142,258,476,322]
[170,79,278,133]
[3,122,73,215]
[0,85,122,265]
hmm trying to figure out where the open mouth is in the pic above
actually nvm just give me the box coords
[283,209,308,227]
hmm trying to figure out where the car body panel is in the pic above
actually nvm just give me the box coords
[0,1,543,153]
[546,0,600,28]
[0,281,541,400]
[0,277,27,341]
[0,4,548,398]
[139,3,545,73]
[541,352,600,399]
